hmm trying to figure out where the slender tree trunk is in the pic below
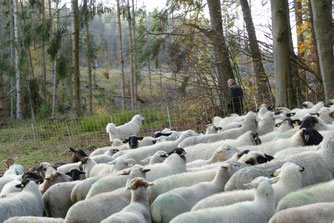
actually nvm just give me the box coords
[116,0,125,110]
[10,11,14,119]
[72,0,81,117]
[13,0,22,120]
[41,0,47,100]
[148,61,152,97]
[159,65,163,100]
[0,73,9,125]
[131,0,137,109]
[51,0,59,119]
[240,0,272,104]
[309,0,334,101]
[207,0,234,99]
[84,1,93,116]
[271,0,293,107]
[127,0,135,111]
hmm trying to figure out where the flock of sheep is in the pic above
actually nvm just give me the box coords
[1,101,334,222]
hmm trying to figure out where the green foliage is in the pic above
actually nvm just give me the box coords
[37,103,52,120]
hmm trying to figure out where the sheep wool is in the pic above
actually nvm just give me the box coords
[4,217,65,223]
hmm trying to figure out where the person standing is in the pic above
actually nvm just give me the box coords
[227,79,244,115]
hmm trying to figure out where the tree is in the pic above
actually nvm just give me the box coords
[131,0,138,109]
[309,0,334,101]
[72,0,81,117]
[13,0,22,120]
[207,0,234,105]
[51,0,59,119]
[271,0,294,107]
[116,0,125,110]
[127,0,135,110]
[41,0,47,100]
[240,0,272,104]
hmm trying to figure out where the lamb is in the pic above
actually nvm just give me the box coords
[269,202,334,223]
[193,162,303,211]
[106,114,145,142]
[4,217,65,223]
[111,130,197,163]
[239,128,323,156]
[276,179,334,212]
[184,131,260,162]
[225,133,334,191]
[0,180,44,222]
[178,112,258,148]
[170,181,275,223]
[43,181,80,218]
[151,162,246,223]
[65,165,150,223]
[100,177,153,223]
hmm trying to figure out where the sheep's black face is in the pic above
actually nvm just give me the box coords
[152,132,172,138]
[168,148,187,161]
[127,136,142,149]
[245,158,255,165]
[252,132,261,145]
[256,154,274,164]
[300,116,318,129]
[22,172,44,185]
[66,169,85,181]
[15,179,30,188]
[302,128,323,146]
[237,150,250,159]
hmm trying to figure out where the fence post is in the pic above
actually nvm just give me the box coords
[166,106,172,130]
[31,124,36,144]
[254,96,258,111]
[65,120,72,143]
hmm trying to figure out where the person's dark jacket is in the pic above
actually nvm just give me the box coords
[228,83,244,115]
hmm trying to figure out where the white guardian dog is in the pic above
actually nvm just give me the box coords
[106,114,145,142]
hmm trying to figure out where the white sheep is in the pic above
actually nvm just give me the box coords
[0,180,44,222]
[193,162,303,211]
[212,114,244,128]
[317,107,334,124]
[184,131,260,162]
[170,181,275,223]
[237,150,274,165]
[70,176,102,203]
[100,177,153,223]
[257,112,275,135]
[111,130,197,163]
[151,161,246,222]
[178,112,258,148]
[269,202,334,223]
[225,133,334,191]
[274,145,318,160]
[43,181,80,218]
[65,165,150,223]
[276,179,334,212]
[141,151,167,165]
[106,114,145,142]
[89,139,123,156]
[4,217,65,223]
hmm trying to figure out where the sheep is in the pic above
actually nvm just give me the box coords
[239,128,323,156]
[178,112,258,148]
[212,114,244,128]
[269,202,334,223]
[106,114,145,142]
[299,115,329,130]
[274,145,318,160]
[4,217,65,223]
[43,181,80,218]
[40,171,72,194]
[56,162,80,175]
[204,124,220,134]
[65,168,85,181]
[69,147,88,163]
[141,151,168,165]
[151,161,246,223]
[100,177,153,223]
[124,136,156,149]
[225,133,334,191]
[170,181,275,223]
[186,146,233,168]
[290,101,325,120]
[35,162,57,179]
[0,180,44,222]
[148,168,218,204]
[111,130,197,163]
[184,131,260,162]
[70,176,102,203]
[65,165,150,223]
[276,179,334,212]
[314,107,334,124]
[89,139,122,156]
[257,112,275,135]
[302,101,315,108]
[0,163,24,191]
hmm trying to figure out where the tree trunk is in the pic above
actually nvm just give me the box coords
[240,0,272,104]
[13,0,22,120]
[148,61,152,97]
[84,0,93,116]
[116,0,125,110]
[131,0,137,109]
[309,0,334,101]
[51,0,59,119]
[0,73,9,125]
[271,0,293,107]
[72,0,81,117]
[41,0,47,101]
[207,0,234,99]
[127,0,135,111]
[10,9,14,119]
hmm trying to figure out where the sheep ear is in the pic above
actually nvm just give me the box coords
[220,164,229,170]
[119,170,131,176]
[15,183,24,188]
[142,168,150,173]
[123,139,129,143]
[138,137,144,140]
[147,182,154,186]
[243,183,255,189]
[69,147,76,153]
[299,166,305,172]
[269,177,280,184]
[303,131,311,142]
[275,123,281,127]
